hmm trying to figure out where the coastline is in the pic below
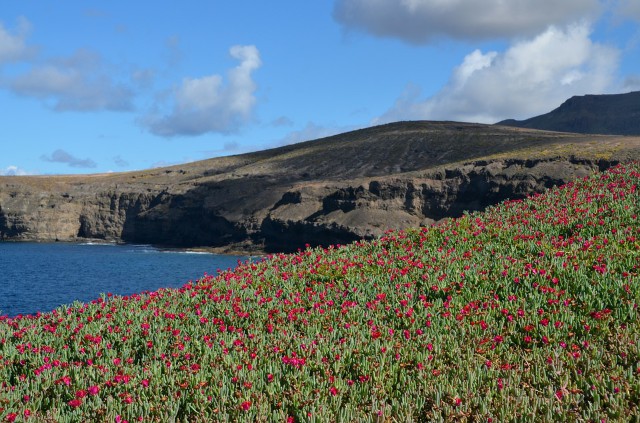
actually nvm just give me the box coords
[0,237,267,257]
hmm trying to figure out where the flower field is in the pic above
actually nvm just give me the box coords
[1,162,639,422]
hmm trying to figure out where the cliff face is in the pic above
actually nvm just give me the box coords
[1,121,639,253]
[257,158,614,251]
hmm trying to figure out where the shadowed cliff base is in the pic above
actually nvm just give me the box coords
[1,121,639,253]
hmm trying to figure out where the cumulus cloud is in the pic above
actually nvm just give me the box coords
[374,24,619,124]
[9,49,134,112]
[0,165,31,176]
[617,0,640,20]
[0,18,32,64]
[333,0,600,43]
[143,45,261,137]
[41,149,97,168]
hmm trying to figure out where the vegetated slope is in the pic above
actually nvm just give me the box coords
[1,121,639,253]
[0,163,638,421]
[498,91,640,135]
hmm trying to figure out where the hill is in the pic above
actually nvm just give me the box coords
[498,91,640,135]
[0,162,638,421]
[1,121,640,252]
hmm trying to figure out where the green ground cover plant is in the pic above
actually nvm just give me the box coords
[1,163,639,422]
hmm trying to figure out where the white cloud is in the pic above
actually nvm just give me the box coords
[623,75,640,90]
[617,0,640,20]
[144,45,262,137]
[333,0,600,43]
[0,18,32,64]
[374,24,619,124]
[41,149,97,168]
[0,165,31,176]
[9,49,134,112]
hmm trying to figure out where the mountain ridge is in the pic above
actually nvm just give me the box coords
[497,91,640,135]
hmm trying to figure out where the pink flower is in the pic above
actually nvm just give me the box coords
[88,385,100,396]
[329,386,338,396]
[68,398,82,408]
[141,379,150,388]
[240,401,251,411]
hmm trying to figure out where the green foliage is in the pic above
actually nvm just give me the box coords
[1,163,639,422]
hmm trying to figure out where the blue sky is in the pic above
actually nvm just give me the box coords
[1,1,639,175]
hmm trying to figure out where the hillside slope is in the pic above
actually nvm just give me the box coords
[0,162,638,421]
[498,91,640,135]
[1,121,640,252]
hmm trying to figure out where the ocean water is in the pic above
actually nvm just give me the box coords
[0,242,248,317]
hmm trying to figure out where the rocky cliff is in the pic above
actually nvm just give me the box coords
[2,121,639,253]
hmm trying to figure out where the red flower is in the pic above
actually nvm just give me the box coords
[88,385,100,396]
[240,401,251,411]
[329,386,338,396]
[68,398,82,408]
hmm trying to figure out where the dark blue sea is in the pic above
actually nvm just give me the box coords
[0,242,248,317]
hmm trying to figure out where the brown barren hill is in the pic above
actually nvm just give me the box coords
[2,121,639,253]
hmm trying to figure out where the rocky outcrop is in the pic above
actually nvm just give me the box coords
[259,158,616,251]
[1,121,638,253]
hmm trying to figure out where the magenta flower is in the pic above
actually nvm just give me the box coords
[68,398,82,408]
